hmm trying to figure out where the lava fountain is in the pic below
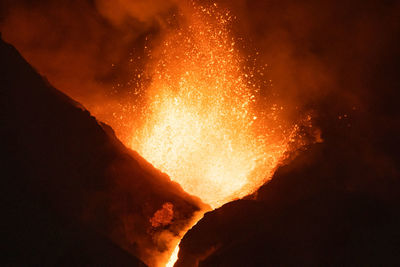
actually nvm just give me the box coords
[129,2,298,266]
[131,3,293,209]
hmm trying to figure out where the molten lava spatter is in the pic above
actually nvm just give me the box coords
[129,3,299,266]
[131,3,291,209]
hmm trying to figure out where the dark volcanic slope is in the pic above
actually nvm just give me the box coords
[177,141,400,266]
[0,35,204,266]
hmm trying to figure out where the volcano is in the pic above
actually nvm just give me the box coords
[2,0,400,266]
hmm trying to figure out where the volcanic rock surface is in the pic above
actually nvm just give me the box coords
[177,140,400,266]
[0,36,204,266]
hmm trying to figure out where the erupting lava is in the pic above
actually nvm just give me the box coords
[129,2,298,266]
[166,242,180,267]
[131,3,292,209]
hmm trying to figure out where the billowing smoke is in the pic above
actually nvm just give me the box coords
[2,0,398,143]
[2,0,399,194]
[95,0,178,26]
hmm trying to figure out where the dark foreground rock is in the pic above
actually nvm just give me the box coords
[177,141,400,266]
[0,36,204,266]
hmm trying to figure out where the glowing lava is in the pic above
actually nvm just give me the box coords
[165,242,180,267]
[129,3,298,266]
[131,3,291,209]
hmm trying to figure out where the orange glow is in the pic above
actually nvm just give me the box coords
[129,3,299,266]
[149,202,174,227]
[165,242,180,267]
[131,3,293,209]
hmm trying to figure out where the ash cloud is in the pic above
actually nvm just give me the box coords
[1,0,399,125]
[95,0,178,26]
[1,0,399,164]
